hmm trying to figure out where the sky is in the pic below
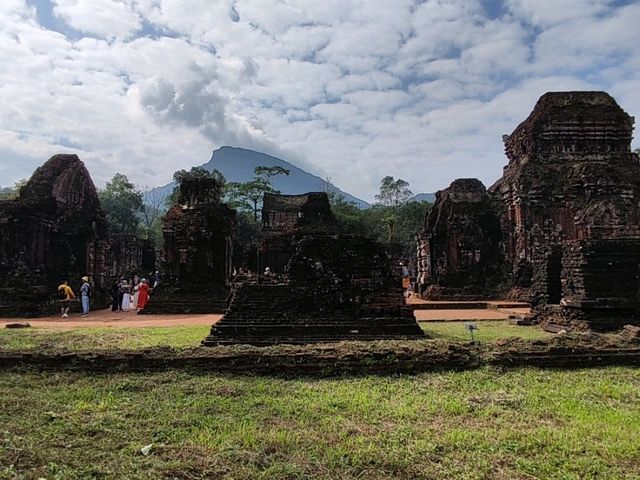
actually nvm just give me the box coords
[1,0,639,202]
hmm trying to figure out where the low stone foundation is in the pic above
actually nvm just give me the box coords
[204,234,425,345]
[538,305,639,333]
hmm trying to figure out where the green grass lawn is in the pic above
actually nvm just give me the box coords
[0,325,211,351]
[0,321,549,352]
[422,320,552,343]
[1,367,639,479]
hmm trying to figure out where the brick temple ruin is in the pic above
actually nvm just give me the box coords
[416,178,503,300]
[258,192,339,273]
[204,192,424,344]
[0,154,109,316]
[418,91,640,331]
[0,154,155,317]
[106,234,156,280]
[140,173,236,314]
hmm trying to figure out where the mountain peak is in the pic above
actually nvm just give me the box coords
[146,147,370,209]
[203,146,369,208]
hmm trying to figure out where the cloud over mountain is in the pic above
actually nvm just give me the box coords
[1,0,639,201]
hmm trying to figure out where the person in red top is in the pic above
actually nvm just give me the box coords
[137,278,150,312]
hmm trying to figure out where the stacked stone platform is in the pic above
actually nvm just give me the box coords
[204,234,425,345]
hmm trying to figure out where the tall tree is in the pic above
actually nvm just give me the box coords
[226,165,290,221]
[99,173,144,235]
[139,184,167,243]
[371,176,414,245]
[254,165,290,186]
[375,176,413,207]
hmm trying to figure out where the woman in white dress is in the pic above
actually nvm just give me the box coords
[131,275,140,309]
[121,279,131,311]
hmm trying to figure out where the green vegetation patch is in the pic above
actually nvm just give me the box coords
[423,320,552,343]
[0,325,211,351]
[0,321,550,352]
[1,367,639,479]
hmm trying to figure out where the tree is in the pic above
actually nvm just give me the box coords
[99,173,144,235]
[374,176,413,207]
[382,213,397,244]
[324,175,431,256]
[139,185,167,243]
[255,166,290,186]
[226,180,267,221]
[394,200,430,253]
[370,176,415,245]
[329,193,368,236]
[226,165,290,221]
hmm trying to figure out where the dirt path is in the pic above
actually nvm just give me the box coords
[1,309,222,329]
[1,305,532,329]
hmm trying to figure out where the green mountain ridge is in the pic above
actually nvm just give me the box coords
[146,146,370,208]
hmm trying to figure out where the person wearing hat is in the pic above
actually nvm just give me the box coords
[80,276,92,317]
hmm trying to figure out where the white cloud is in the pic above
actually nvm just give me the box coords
[506,0,615,27]
[0,0,638,201]
[52,0,142,40]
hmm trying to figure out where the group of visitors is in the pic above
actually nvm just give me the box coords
[57,276,92,318]
[111,275,151,312]
[56,271,159,319]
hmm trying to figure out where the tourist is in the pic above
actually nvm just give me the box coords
[57,280,75,318]
[264,267,272,276]
[153,270,161,288]
[131,275,140,309]
[400,262,411,298]
[137,278,150,311]
[111,280,120,311]
[80,276,91,317]
[121,279,131,311]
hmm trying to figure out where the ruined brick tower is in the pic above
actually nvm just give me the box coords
[141,173,237,314]
[416,178,503,299]
[496,91,640,330]
[418,91,640,330]
[258,192,338,274]
[493,91,640,290]
[0,154,109,316]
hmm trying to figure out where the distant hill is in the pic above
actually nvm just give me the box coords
[146,146,370,208]
[411,193,435,203]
